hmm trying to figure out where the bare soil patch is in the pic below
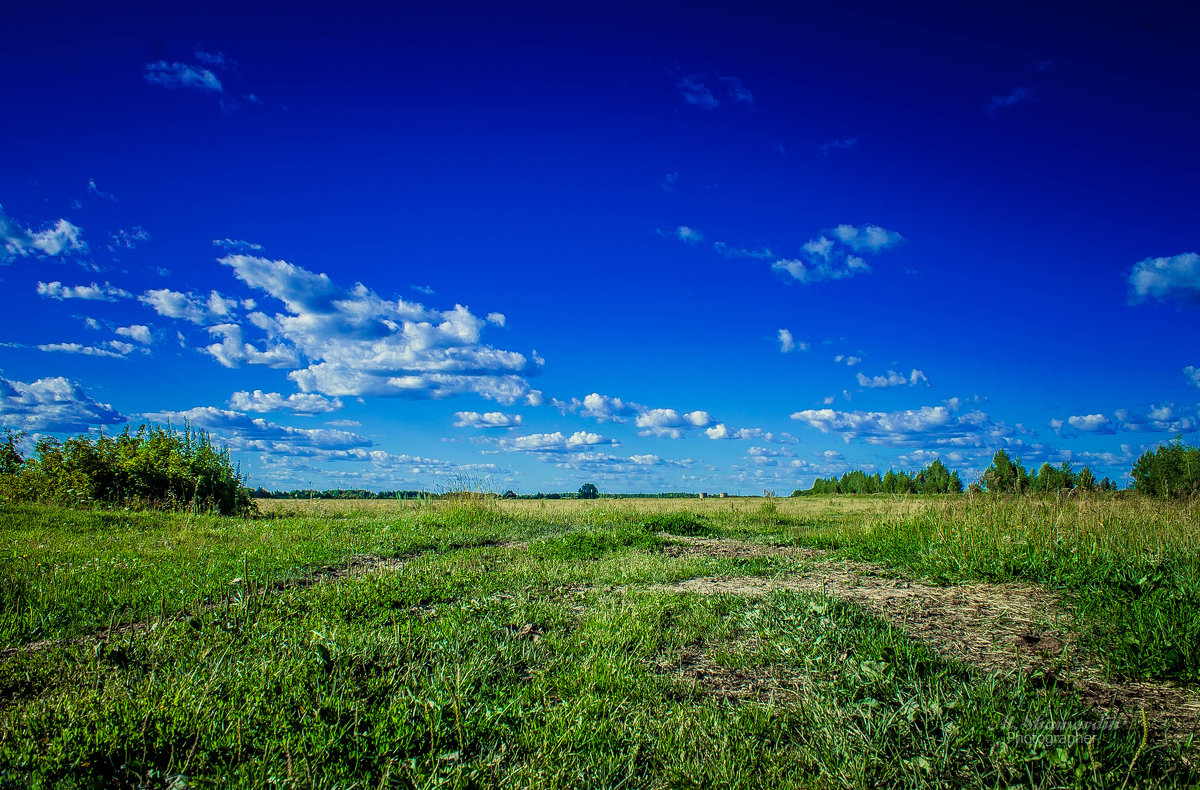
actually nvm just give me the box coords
[661,534,825,561]
[657,541,1200,744]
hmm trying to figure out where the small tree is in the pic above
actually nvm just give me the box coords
[578,482,599,500]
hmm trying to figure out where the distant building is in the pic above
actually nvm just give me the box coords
[719,492,728,498]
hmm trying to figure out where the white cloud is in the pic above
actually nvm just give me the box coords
[635,408,715,438]
[790,404,1020,451]
[777,328,796,353]
[1128,252,1200,306]
[677,75,719,109]
[830,224,904,252]
[453,411,523,428]
[213,238,263,251]
[144,254,540,405]
[675,225,704,244]
[1185,366,1200,388]
[139,288,244,324]
[1,205,87,262]
[856,368,929,388]
[37,281,131,301]
[1113,403,1197,434]
[229,390,343,415]
[500,431,617,453]
[144,407,371,455]
[110,226,150,250]
[1066,413,1116,434]
[0,375,125,432]
[552,392,643,422]
[36,341,135,359]
[144,61,223,92]
[203,323,300,369]
[835,355,862,366]
[114,324,152,344]
[772,255,870,284]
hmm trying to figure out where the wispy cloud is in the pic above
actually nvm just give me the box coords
[719,76,754,105]
[144,61,223,93]
[36,340,137,359]
[818,137,858,157]
[1127,252,1200,307]
[109,227,150,250]
[37,281,131,301]
[856,369,930,388]
[983,86,1034,117]
[677,75,719,109]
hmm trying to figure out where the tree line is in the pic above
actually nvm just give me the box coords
[794,459,964,496]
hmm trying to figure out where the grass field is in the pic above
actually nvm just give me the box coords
[1,494,1198,788]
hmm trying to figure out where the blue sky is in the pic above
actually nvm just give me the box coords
[2,1,1198,493]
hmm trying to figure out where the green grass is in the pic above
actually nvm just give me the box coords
[1,496,1197,788]
[798,495,1200,681]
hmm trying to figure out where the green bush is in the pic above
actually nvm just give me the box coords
[640,512,716,536]
[0,423,255,516]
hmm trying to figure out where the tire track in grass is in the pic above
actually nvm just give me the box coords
[0,542,513,661]
[657,537,1200,745]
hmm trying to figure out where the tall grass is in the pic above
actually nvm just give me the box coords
[800,494,1200,680]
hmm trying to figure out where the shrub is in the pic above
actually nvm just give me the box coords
[0,423,255,516]
[1132,437,1200,499]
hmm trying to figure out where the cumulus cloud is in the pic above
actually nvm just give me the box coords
[778,328,808,353]
[228,390,343,415]
[835,355,862,366]
[179,254,541,404]
[1128,252,1200,306]
[453,411,523,428]
[144,406,371,455]
[1,206,87,262]
[552,392,643,423]
[1052,403,1197,437]
[675,225,704,244]
[144,61,223,92]
[203,323,300,369]
[636,408,715,438]
[856,369,929,388]
[0,376,125,432]
[547,451,692,476]
[1186,366,1200,388]
[790,404,1022,451]
[37,281,131,301]
[139,288,245,324]
[114,324,152,344]
[500,431,617,453]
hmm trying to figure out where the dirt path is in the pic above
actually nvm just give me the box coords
[658,536,1200,744]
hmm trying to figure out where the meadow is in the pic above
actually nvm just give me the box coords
[1,493,1198,788]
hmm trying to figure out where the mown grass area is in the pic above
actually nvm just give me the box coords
[1,495,1197,788]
